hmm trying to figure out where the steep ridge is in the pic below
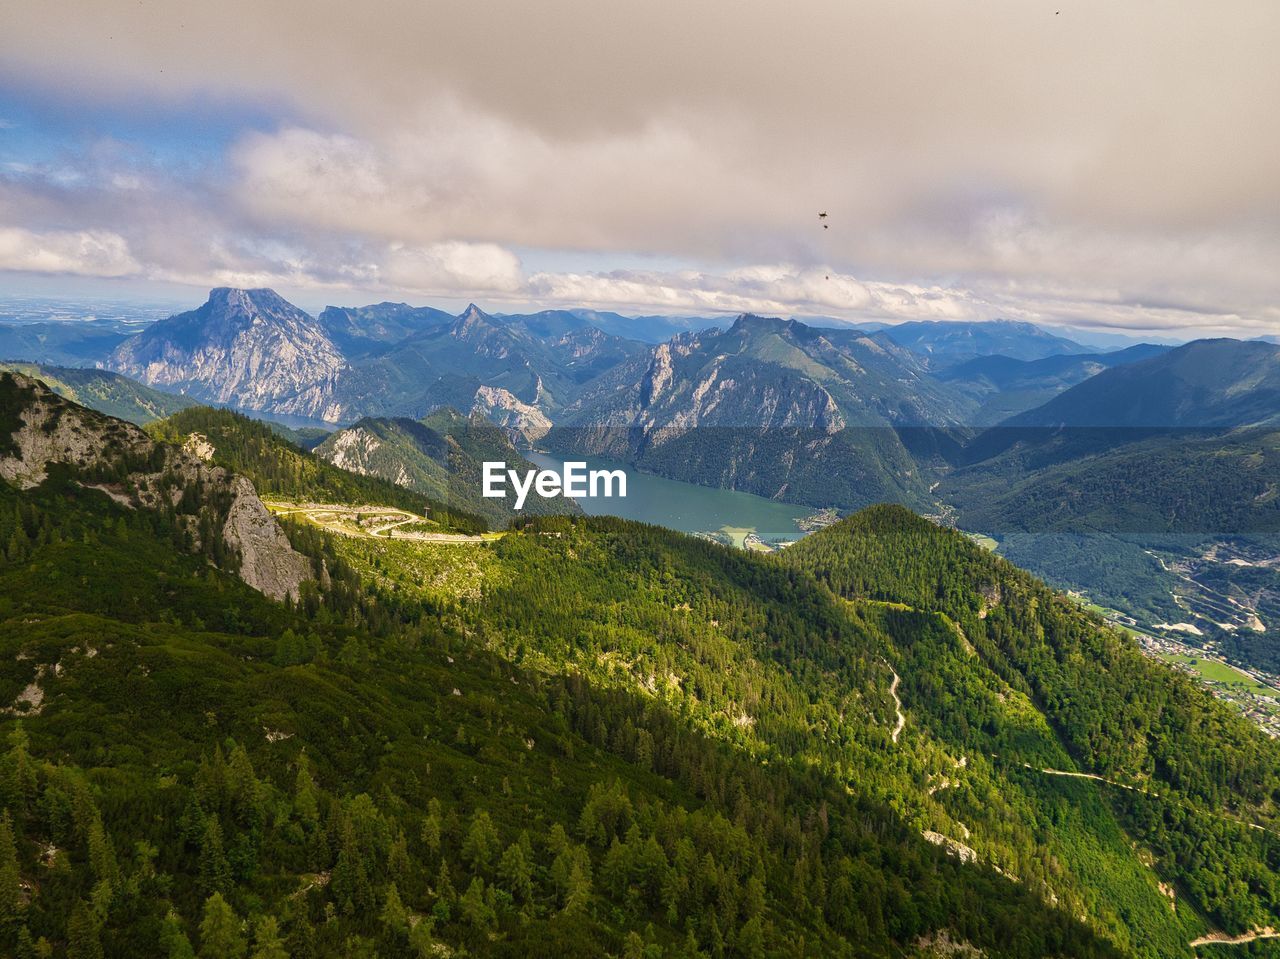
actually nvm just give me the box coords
[875,319,1089,366]
[316,301,454,357]
[936,344,1169,425]
[0,318,136,366]
[329,303,646,426]
[0,371,310,600]
[147,406,489,534]
[1004,339,1280,431]
[0,361,198,424]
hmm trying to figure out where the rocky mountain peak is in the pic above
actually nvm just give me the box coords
[106,288,348,419]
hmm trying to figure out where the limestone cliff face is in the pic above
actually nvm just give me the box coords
[221,475,314,601]
[0,377,152,489]
[0,371,311,601]
[472,385,553,445]
[106,288,348,419]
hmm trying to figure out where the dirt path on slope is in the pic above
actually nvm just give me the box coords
[889,668,906,743]
[1190,927,1280,948]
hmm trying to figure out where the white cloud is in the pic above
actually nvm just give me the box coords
[382,242,523,296]
[0,227,139,277]
[526,266,980,321]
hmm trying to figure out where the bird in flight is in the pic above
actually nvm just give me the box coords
[818,212,828,219]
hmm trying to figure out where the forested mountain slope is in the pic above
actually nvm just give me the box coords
[936,344,1168,425]
[874,320,1087,366]
[0,319,135,367]
[0,372,310,601]
[550,314,962,508]
[147,407,488,534]
[785,506,1280,938]
[1004,339,1280,431]
[313,411,579,526]
[0,388,1133,958]
[946,425,1280,536]
[330,304,645,427]
[0,362,198,424]
[331,507,1280,957]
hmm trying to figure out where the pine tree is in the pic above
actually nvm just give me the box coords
[161,910,197,959]
[461,809,499,873]
[329,819,372,916]
[87,816,120,894]
[408,919,436,958]
[5,726,37,815]
[381,882,409,938]
[15,925,36,959]
[226,744,262,832]
[248,915,288,959]
[179,794,207,850]
[65,900,103,959]
[458,877,495,933]
[198,892,246,959]
[498,841,533,904]
[0,810,23,930]
[293,755,319,826]
[564,855,593,915]
[623,931,646,959]
[283,907,317,959]
[199,818,231,896]
[735,915,765,959]
[420,809,442,864]
[435,859,457,904]
[387,829,410,886]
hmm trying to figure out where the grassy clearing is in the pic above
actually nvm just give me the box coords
[719,525,753,548]
[1160,653,1279,699]
[331,535,502,602]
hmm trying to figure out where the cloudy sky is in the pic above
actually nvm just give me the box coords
[1,1,1277,336]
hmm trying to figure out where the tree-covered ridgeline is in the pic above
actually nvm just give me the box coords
[785,504,1280,935]
[0,441,1124,955]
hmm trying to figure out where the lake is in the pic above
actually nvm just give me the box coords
[525,452,813,547]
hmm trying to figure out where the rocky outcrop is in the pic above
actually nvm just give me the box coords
[1,371,311,601]
[320,425,383,474]
[0,375,152,489]
[222,476,314,601]
[473,385,552,445]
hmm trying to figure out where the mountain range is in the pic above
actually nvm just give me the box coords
[4,286,1276,670]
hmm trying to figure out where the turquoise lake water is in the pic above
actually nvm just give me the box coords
[524,452,812,546]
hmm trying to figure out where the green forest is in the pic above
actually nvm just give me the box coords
[2,382,1280,957]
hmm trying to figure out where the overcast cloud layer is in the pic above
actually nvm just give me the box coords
[1,0,1278,335]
